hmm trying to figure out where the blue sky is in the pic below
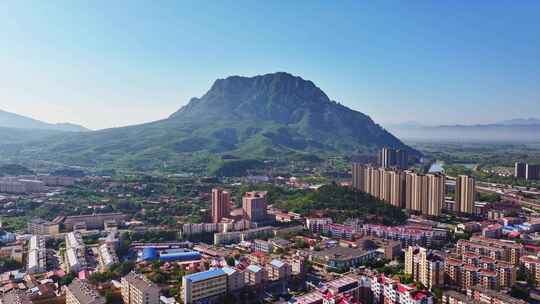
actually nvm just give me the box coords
[1,1,539,130]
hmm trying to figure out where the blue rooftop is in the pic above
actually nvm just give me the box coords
[247,265,262,272]
[221,267,236,275]
[184,269,226,283]
[270,259,285,268]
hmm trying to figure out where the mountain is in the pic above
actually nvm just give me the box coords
[387,121,540,142]
[0,109,88,132]
[496,118,540,125]
[1,72,416,173]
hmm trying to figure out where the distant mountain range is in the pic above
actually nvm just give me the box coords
[0,109,88,132]
[385,118,540,142]
[0,72,416,173]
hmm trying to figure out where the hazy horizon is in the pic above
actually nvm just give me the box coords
[2,1,540,130]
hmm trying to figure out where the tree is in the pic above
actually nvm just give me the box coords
[104,290,114,304]
[226,256,235,267]
[59,272,76,286]
[510,286,530,301]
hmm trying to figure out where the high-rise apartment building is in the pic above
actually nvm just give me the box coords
[380,148,396,169]
[352,163,366,192]
[455,175,475,214]
[395,149,409,169]
[405,246,444,290]
[211,188,230,223]
[242,191,268,222]
[515,162,526,179]
[380,169,392,202]
[351,164,443,216]
[121,272,160,304]
[379,148,408,169]
[427,174,445,217]
[389,171,405,208]
[526,164,540,180]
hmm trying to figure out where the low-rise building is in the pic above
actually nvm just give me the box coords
[245,264,265,286]
[310,246,378,271]
[213,226,274,245]
[266,259,292,281]
[182,269,227,304]
[65,278,106,304]
[27,218,60,235]
[27,235,46,274]
[222,267,245,292]
[0,289,32,304]
[98,244,119,272]
[64,232,87,272]
[305,217,333,234]
[467,286,527,304]
[121,272,160,304]
[520,255,540,287]
[253,239,273,253]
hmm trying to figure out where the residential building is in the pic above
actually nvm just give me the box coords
[253,239,273,253]
[514,162,526,179]
[222,267,245,291]
[405,246,444,290]
[242,191,268,222]
[305,217,333,234]
[389,170,406,208]
[291,255,306,275]
[0,290,32,304]
[426,173,445,216]
[352,163,366,192]
[520,255,540,287]
[380,148,408,169]
[457,236,523,266]
[65,279,106,304]
[370,274,434,304]
[526,163,540,180]
[245,264,266,286]
[98,244,119,272]
[455,175,475,214]
[63,212,127,231]
[442,289,527,304]
[361,224,448,247]
[467,286,528,304]
[310,246,378,270]
[182,269,227,304]
[444,253,516,291]
[27,235,46,274]
[213,226,273,245]
[0,244,23,263]
[64,232,87,272]
[266,259,292,281]
[121,272,160,304]
[211,188,230,223]
[27,218,60,235]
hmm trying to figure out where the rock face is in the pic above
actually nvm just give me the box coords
[2,72,417,171]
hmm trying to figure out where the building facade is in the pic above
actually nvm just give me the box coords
[211,188,230,223]
[182,269,227,304]
[121,272,160,304]
[455,175,475,214]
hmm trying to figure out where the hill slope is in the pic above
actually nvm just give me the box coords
[1,72,416,172]
[0,109,88,132]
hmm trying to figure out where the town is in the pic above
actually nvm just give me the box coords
[0,147,539,304]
